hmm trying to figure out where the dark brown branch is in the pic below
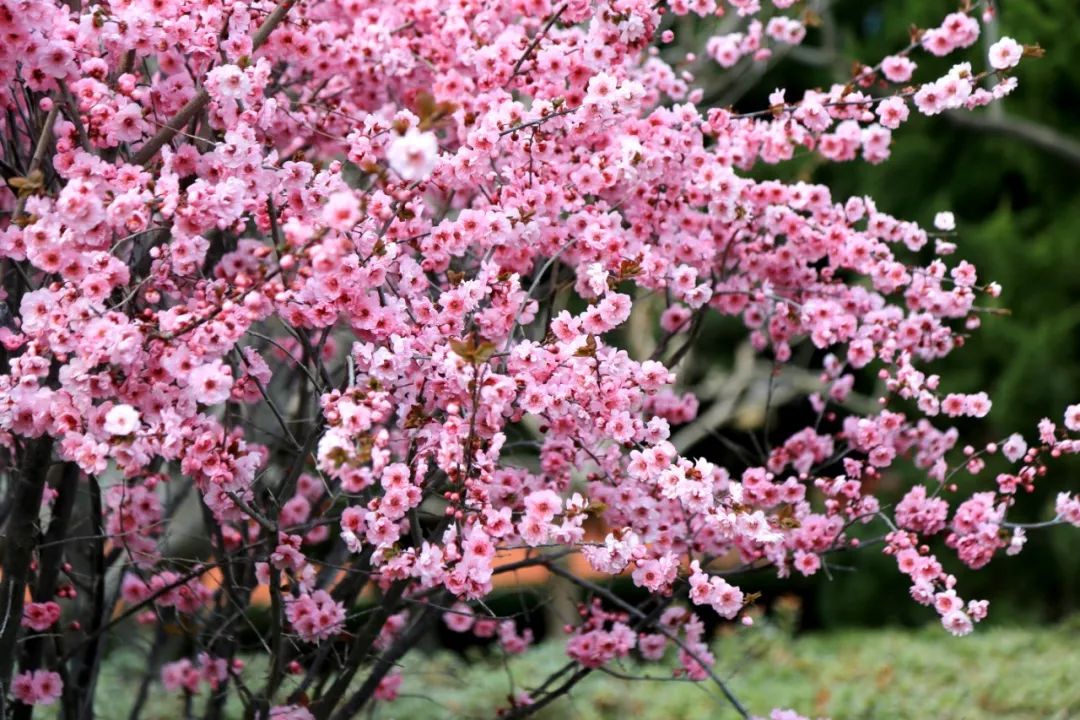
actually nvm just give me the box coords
[130,88,211,166]
[310,581,408,718]
[56,79,92,153]
[330,594,446,720]
[11,105,59,220]
[0,438,54,715]
[131,0,298,166]
[12,462,79,720]
[506,5,566,85]
[504,666,593,719]
[127,625,169,720]
[73,476,107,720]
[499,106,577,137]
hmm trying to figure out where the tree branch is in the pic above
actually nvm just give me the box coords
[131,0,298,166]
[0,438,54,713]
[543,563,750,719]
[11,462,79,720]
[506,4,566,85]
[329,594,445,720]
[11,105,59,220]
[946,110,1080,169]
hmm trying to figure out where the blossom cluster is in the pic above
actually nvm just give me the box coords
[10,670,62,707]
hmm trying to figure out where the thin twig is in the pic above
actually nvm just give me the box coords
[506,5,567,85]
[131,0,298,165]
[11,105,59,220]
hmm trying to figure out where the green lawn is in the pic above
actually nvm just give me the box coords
[95,620,1080,719]
[385,623,1080,720]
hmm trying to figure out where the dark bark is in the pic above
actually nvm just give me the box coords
[0,437,54,714]
[72,475,107,720]
[13,462,80,720]
[330,594,445,720]
[309,581,409,719]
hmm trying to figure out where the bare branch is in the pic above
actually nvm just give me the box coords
[946,110,1080,169]
[11,105,59,220]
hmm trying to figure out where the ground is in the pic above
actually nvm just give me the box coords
[94,616,1080,719]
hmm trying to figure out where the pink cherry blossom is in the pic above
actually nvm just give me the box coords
[387,130,440,181]
[11,670,63,706]
[285,590,346,643]
[882,55,917,83]
[876,97,910,130]
[21,601,62,631]
[989,37,1024,70]
[1064,404,1080,432]
[103,404,140,436]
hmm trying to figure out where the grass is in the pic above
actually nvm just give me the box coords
[93,619,1080,719]
[384,622,1080,720]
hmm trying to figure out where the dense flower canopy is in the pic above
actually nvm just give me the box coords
[0,0,1076,717]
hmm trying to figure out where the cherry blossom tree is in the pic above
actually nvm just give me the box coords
[0,0,1075,718]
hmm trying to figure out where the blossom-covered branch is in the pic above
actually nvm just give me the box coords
[0,0,1075,718]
